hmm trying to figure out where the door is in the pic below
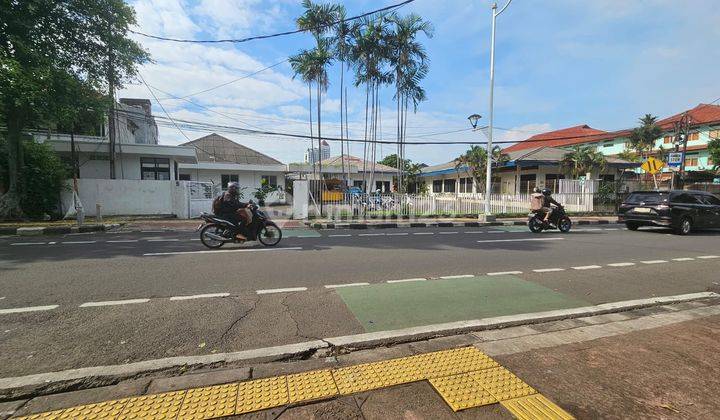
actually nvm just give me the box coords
[690,193,713,228]
[699,193,720,227]
[671,193,703,226]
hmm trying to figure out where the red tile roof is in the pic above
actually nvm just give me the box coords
[502,125,608,152]
[655,103,720,130]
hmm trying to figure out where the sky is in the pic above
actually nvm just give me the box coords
[120,0,720,166]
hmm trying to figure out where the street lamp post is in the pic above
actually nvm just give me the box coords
[484,0,513,221]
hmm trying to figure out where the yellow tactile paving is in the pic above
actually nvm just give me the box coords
[16,347,574,420]
[429,372,498,411]
[177,383,239,420]
[501,394,575,420]
[286,369,339,403]
[117,391,186,420]
[332,363,385,394]
[472,367,537,401]
[235,375,288,414]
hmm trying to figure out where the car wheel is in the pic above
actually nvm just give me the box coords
[625,222,640,231]
[674,217,692,235]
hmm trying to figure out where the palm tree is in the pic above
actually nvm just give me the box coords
[455,145,507,194]
[629,114,662,159]
[560,145,607,179]
[388,13,433,192]
[288,50,315,174]
[330,5,355,186]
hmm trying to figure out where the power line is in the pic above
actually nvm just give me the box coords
[129,0,415,44]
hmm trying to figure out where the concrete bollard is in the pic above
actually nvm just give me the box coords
[96,203,103,224]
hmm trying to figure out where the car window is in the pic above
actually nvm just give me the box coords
[625,192,669,204]
[700,194,720,205]
[671,193,700,204]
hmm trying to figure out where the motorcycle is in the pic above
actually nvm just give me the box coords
[197,203,282,249]
[528,205,572,233]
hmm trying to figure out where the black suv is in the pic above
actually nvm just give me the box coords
[618,190,720,235]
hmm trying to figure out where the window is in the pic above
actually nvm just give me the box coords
[432,180,442,193]
[671,193,699,205]
[140,158,170,180]
[178,174,191,181]
[353,180,364,188]
[603,141,614,148]
[688,132,699,141]
[443,179,456,193]
[221,174,239,189]
[663,135,674,144]
[701,194,720,206]
[261,175,278,188]
[459,177,474,193]
[626,192,669,204]
[685,154,699,167]
[709,129,720,140]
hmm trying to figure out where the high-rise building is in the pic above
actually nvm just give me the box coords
[304,141,331,164]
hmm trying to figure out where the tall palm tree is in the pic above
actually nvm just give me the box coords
[388,13,433,192]
[560,145,607,179]
[455,145,507,194]
[330,5,354,186]
[629,114,662,159]
[288,50,315,174]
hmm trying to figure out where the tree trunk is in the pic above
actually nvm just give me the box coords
[362,83,370,192]
[317,83,323,215]
[0,110,26,220]
[339,62,346,187]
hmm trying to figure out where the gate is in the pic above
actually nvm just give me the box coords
[187,181,219,218]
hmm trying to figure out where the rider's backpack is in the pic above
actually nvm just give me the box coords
[212,194,224,215]
[530,193,544,211]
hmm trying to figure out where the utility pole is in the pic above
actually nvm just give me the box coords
[107,21,116,179]
[677,112,691,189]
[484,0,513,221]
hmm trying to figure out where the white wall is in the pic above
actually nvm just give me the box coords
[178,169,287,204]
[77,154,180,181]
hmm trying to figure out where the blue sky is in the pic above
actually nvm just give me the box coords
[121,0,720,165]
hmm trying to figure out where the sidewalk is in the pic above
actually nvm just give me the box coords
[4,299,719,419]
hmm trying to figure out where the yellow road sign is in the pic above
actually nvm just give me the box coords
[641,156,665,174]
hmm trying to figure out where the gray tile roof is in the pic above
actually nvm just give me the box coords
[181,133,283,165]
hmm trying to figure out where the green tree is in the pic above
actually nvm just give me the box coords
[0,0,149,219]
[628,114,662,159]
[378,153,409,170]
[617,148,641,163]
[708,138,720,172]
[455,145,507,193]
[560,145,607,179]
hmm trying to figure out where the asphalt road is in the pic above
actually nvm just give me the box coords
[2,224,720,377]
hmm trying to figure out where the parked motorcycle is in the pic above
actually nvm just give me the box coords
[197,203,282,249]
[528,205,572,233]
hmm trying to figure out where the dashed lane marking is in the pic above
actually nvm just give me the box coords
[532,268,565,273]
[256,287,308,294]
[10,242,46,246]
[169,293,230,301]
[672,257,695,261]
[148,238,180,242]
[439,231,459,234]
[641,260,668,264]
[62,241,97,245]
[386,278,427,283]
[79,299,150,307]
[358,233,385,236]
[143,247,302,256]
[107,240,139,243]
[572,265,602,270]
[324,282,370,289]
[439,274,474,279]
[328,234,352,237]
[386,232,409,236]
[0,305,59,315]
[413,232,434,235]
[477,238,564,243]
[698,255,720,259]
[487,271,523,276]
[607,262,636,267]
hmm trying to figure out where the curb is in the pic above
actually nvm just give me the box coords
[12,224,122,237]
[308,219,619,230]
[1,291,715,401]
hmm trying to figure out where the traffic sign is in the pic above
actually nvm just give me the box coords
[641,156,665,174]
[667,152,683,169]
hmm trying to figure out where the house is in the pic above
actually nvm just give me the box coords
[178,133,288,204]
[289,154,397,193]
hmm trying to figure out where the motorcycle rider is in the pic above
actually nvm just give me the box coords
[216,182,254,241]
[538,187,562,224]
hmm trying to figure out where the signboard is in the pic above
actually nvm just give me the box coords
[667,152,683,169]
[641,156,665,174]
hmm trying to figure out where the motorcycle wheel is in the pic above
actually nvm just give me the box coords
[558,216,572,233]
[200,224,226,249]
[528,217,544,233]
[258,222,282,246]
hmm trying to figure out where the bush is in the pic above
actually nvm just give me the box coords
[0,136,69,219]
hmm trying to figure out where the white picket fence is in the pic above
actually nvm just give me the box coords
[317,191,595,219]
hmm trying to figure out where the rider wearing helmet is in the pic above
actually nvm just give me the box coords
[217,182,253,240]
[539,188,561,223]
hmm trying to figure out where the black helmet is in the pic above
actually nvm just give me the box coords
[541,188,552,196]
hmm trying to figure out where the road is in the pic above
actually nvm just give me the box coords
[2,224,720,378]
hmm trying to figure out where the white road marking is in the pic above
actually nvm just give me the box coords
[143,247,302,256]
[10,242,46,246]
[487,271,523,276]
[148,238,180,242]
[62,241,97,245]
[328,234,352,237]
[190,238,201,241]
[464,231,487,234]
[698,255,720,259]
[141,230,165,233]
[324,282,370,288]
[607,262,636,267]
[439,231,459,235]
[0,305,59,315]
[672,257,695,262]
[358,233,385,236]
[256,287,308,294]
[79,299,149,307]
[107,240,139,243]
[169,293,230,301]
[486,231,506,233]
[439,274,474,279]
[532,268,565,273]
[641,260,668,264]
[386,278,427,284]
[477,237,564,243]
[386,233,408,236]
[413,232,434,235]
[48,241,57,245]
[603,228,619,231]
[572,265,602,270]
